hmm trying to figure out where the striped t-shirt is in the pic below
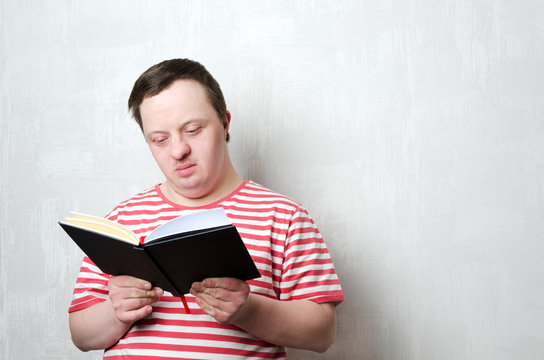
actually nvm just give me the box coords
[70,180,344,359]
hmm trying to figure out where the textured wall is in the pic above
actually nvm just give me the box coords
[1,1,543,359]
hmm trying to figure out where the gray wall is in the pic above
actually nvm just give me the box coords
[1,1,543,359]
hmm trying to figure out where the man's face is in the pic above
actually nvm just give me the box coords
[140,79,230,201]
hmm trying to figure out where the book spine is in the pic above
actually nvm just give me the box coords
[139,246,191,314]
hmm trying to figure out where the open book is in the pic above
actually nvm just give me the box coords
[60,208,261,312]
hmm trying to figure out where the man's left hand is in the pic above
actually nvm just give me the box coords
[190,277,250,324]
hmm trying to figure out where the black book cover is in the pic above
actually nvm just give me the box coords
[60,222,261,297]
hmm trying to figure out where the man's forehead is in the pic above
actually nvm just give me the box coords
[139,80,219,130]
[141,79,210,109]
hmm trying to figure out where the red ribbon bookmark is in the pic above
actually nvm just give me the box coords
[180,295,191,314]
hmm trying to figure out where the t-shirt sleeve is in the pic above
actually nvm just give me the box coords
[68,256,112,313]
[279,206,344,304]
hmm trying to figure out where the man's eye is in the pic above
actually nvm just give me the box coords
[152,137,167,144]
[185,126,201,134]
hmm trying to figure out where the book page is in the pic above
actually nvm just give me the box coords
[62,215,139,245]
[146,208,231,242]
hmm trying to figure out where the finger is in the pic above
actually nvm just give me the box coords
[191,288,226,307]
[111,293,161,320]
[192,288,247,320]
[117,286,162,298]
[193,295,219,317]
[202,277,242,291]
[193,285,231,301]
[121,296,161,311]
[150,287,164,298]
[116,304,154,324]
[110,286,163,301]
[190,281,203,292]
[132,287,162,299]
[109,275,152,290]
[193,296,232,324]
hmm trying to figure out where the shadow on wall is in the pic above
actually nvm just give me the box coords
[231,81,397,360]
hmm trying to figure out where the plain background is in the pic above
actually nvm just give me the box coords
[1,1,543,359]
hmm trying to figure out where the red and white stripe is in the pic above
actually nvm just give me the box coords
[70,180,344,359]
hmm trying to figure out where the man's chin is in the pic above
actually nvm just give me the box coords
[165,180,211,199]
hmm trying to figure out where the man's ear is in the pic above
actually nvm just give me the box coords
[223,110,231,140]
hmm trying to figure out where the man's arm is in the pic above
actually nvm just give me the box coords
[238,294,337,352]
[69,276,163,351]
[190,278,338,353]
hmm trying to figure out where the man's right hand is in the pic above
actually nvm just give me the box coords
[70,275,163,351]
[108,275,163,325]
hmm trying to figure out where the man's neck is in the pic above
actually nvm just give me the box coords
[160,168,243,208]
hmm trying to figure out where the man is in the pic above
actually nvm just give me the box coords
[69,58,344,359]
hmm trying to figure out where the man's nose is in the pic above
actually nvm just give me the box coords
[169,136,190,160]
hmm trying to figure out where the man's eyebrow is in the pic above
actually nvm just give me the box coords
[145,129,167,136]
[145,119,208,135]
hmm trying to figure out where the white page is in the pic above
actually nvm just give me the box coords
[146,208,231,242]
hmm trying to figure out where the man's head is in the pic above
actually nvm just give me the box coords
[130,59,240,206]
[128,58,230,141]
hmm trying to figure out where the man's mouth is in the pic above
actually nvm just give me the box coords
[175,163,196,176]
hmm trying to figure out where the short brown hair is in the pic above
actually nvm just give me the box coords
[128,58,229,141]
